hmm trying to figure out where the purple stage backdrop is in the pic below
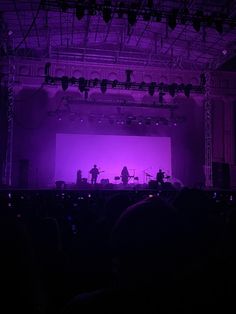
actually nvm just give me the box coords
[55,134,171,184]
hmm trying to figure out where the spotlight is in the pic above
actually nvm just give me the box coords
[139,81,146,90]
[159,91,165,104]
[206,15,213,27]
[192,10,203,32]
[112,80,118,88]
[44,62,51,77]
[155,11,162,22]
[100,79,108,93]
[117,2,125,18]
[59,0,68,12]
[147,0,153,9]
[168,83,177,97]
[128,3,138,26]
[168,9,178,30]
[79,77,86,92]
[148,82,156,96]
[215,17,224,34]
[184,84,192,97]
[88,0,96,16]
[76,3,85,20]
[103,1,112,23]
[61,76,69,91]
[126,69,133,82]
[143,12,151,21]
[125,69,132,89]
[180,7,189,24]
[93,78,99,87]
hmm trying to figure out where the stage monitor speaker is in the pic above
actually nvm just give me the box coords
[55,180,65,190]
[212,162,230,189]
[148,180,158,189]
[18,159,29,188]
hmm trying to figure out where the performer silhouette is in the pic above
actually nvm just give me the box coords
[156,169,165,187]
[121,166,130,185]
[90,165,99,184]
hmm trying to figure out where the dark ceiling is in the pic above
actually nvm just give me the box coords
[1,0,236,71]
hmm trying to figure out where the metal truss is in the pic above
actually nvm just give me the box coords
[3,56,16,186]
[204,71,213,188]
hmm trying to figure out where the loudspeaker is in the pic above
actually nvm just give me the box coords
[212,162,230,189]
[148,180,158,189]
[55,180,65,190]
[18,159,29,188]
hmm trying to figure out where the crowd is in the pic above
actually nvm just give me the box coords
[0,188,235,313]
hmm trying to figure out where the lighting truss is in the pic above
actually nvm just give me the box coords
[41,1,236,31]
[44,65,205,97]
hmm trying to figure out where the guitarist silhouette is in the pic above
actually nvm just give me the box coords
[89,165,101,184]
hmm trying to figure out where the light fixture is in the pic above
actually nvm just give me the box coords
[100,79,108,93]
[192,10,203,32]
[88,0,97,15]
[148,82,156,96]
[215,17,224,34]
[168,83,177,97]
[139,81,146,90]
[184,84,192,97]
[159,91,165,104]
[112,79,118,88]
[76,3,85,20]
[61,76,69,91]
[128,3,138,26]
[168,9,178,30]
[117,2,125,18]
[103,0,112,23]
[79,77,86,92]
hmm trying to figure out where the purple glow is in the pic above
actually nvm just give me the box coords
[55,134,171,184]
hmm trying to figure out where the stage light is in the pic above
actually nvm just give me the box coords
[184,84,192,97]
[79,77,86,92]
[192,10,203,32]
[59,0,68,12]
[143,12,151,21]
[93,78,99,87]
[103,0,112,23]
[117,2,125,18]
[76,3,85,20]
[126,69,132,82]
[155,11,162,22]
[180,7,189,24]
[159,91,165,104]
[61,76,69,91]
[100,79,108,93]
[44,62,51,77]
[112,79,118,88]
[168,9,178,30]
[128,3,138,26]
[206,15,213,27]
[215,18,224,34]
[148,82,156,96]
[88,0,97,15]
[168,83,177,97]
[139,81,146,90]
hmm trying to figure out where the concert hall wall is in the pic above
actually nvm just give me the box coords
[11,86,205,188]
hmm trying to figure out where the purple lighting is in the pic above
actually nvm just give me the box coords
[55,134,171,184]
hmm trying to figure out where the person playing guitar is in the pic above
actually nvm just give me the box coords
[89,165,104,184]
